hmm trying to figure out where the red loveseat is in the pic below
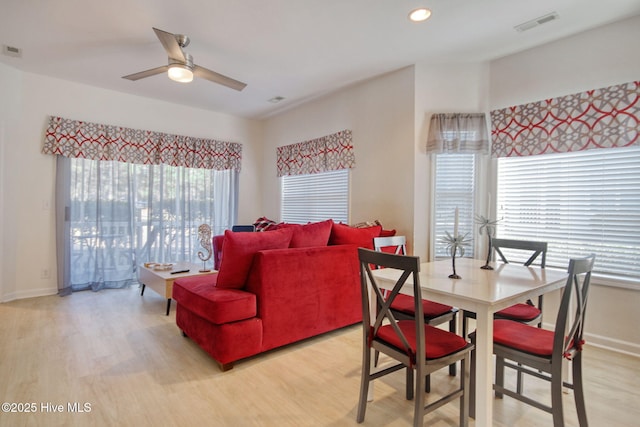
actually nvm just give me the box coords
[172,220,384,370]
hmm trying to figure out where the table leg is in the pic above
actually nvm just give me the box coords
[165,299,172,316]
[140,283,146,295]
[473,309,493,427]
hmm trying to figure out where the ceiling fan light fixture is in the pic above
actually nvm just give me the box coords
[168,64,193,83]
[409,8,431,22]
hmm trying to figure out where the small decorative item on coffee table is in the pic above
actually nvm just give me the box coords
[197,223,213,272]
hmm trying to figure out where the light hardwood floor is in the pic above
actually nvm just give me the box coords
[1,286,638,427]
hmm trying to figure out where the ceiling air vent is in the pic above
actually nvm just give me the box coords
[514,12,559,33]
[2,44,22,57]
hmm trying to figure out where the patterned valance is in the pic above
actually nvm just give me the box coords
[42,116,242,171]
[491,80,640,158]
[276,129,355,177]
[426,113,489,154]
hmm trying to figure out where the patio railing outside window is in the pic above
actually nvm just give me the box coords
[61,157,238,292]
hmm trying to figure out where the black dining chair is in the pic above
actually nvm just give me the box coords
[357,248,474,427]
[470,254,595,426]
[374,235,459,389]
[462,238,548,338]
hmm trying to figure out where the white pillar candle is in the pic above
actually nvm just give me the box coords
[454,207,459,237]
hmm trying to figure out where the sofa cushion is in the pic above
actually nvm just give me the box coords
[380,228,397,237]
[173,275,257,325]
[216,228,294,289]
[212,235,225,270]
[253,216,278,231]
[277,219,334,248]
[329,222,382,249]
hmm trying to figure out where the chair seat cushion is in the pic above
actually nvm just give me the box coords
[493,319,554,356]
[495,303,541,321]
[377,321,467,360]
[390,294,454,319]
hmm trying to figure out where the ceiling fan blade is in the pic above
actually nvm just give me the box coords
[122,65,168,81]
[193,65,247,91]
[152,27,186,62]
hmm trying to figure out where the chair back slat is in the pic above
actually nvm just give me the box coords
[492,238,547,267]
[358,248,423,362]
[553,255,595,360]
[373,235,407,255]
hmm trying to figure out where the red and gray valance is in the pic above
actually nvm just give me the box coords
[491,80,640,158]
[276,129,354,177]
[42,116,242,171]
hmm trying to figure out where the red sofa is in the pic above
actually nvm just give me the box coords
[172,220,384,370]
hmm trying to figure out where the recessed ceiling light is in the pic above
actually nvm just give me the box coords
[409,8,431,22]
[268,96,285,104]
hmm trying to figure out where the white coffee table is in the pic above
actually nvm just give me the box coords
[138,262,216,315]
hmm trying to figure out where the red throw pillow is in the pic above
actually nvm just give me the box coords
[216,228,294,289]
[253,216,277,232]
[380,228,397,237]
[329,223,382,249]
[277,219,334,248]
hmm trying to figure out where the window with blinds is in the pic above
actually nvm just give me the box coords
[497,145,640,281]
[280,169,349,224]
[434,153,476,258]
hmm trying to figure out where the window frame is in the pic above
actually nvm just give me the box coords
[495,145,640,288]
[280,169,350,224]
[432,152,491,260]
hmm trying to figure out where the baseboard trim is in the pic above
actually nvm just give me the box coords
[1,287,58,303]
[583,331,640,358]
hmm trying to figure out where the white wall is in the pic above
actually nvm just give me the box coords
[0,63,24,302]
[413,62,491,260]
[262,67,416,246]
[0,66,263,302]
[488,15,640,356]
[490,14,640,110]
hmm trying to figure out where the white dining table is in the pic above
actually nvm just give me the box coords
[370,257,568,427]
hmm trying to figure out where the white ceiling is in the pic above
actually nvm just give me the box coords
[2,0,639,119]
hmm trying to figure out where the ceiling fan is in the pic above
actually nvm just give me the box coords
[122,27,247,91]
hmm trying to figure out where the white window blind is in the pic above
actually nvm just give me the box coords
[497,146,640,280]
[281,169,349,224]
[434,154,476,258]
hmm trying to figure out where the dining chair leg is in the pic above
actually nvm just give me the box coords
[469,346,476,419]
[406,368,414,400]
[573,353,588,426]
[462,311,470,338]
[413,365,425,427]
[449,318,458,376]
[495,356,505,399]
[460,352,470,427]
[551,362,565,427]
[516,362,524,394]
[356,347,372,422]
